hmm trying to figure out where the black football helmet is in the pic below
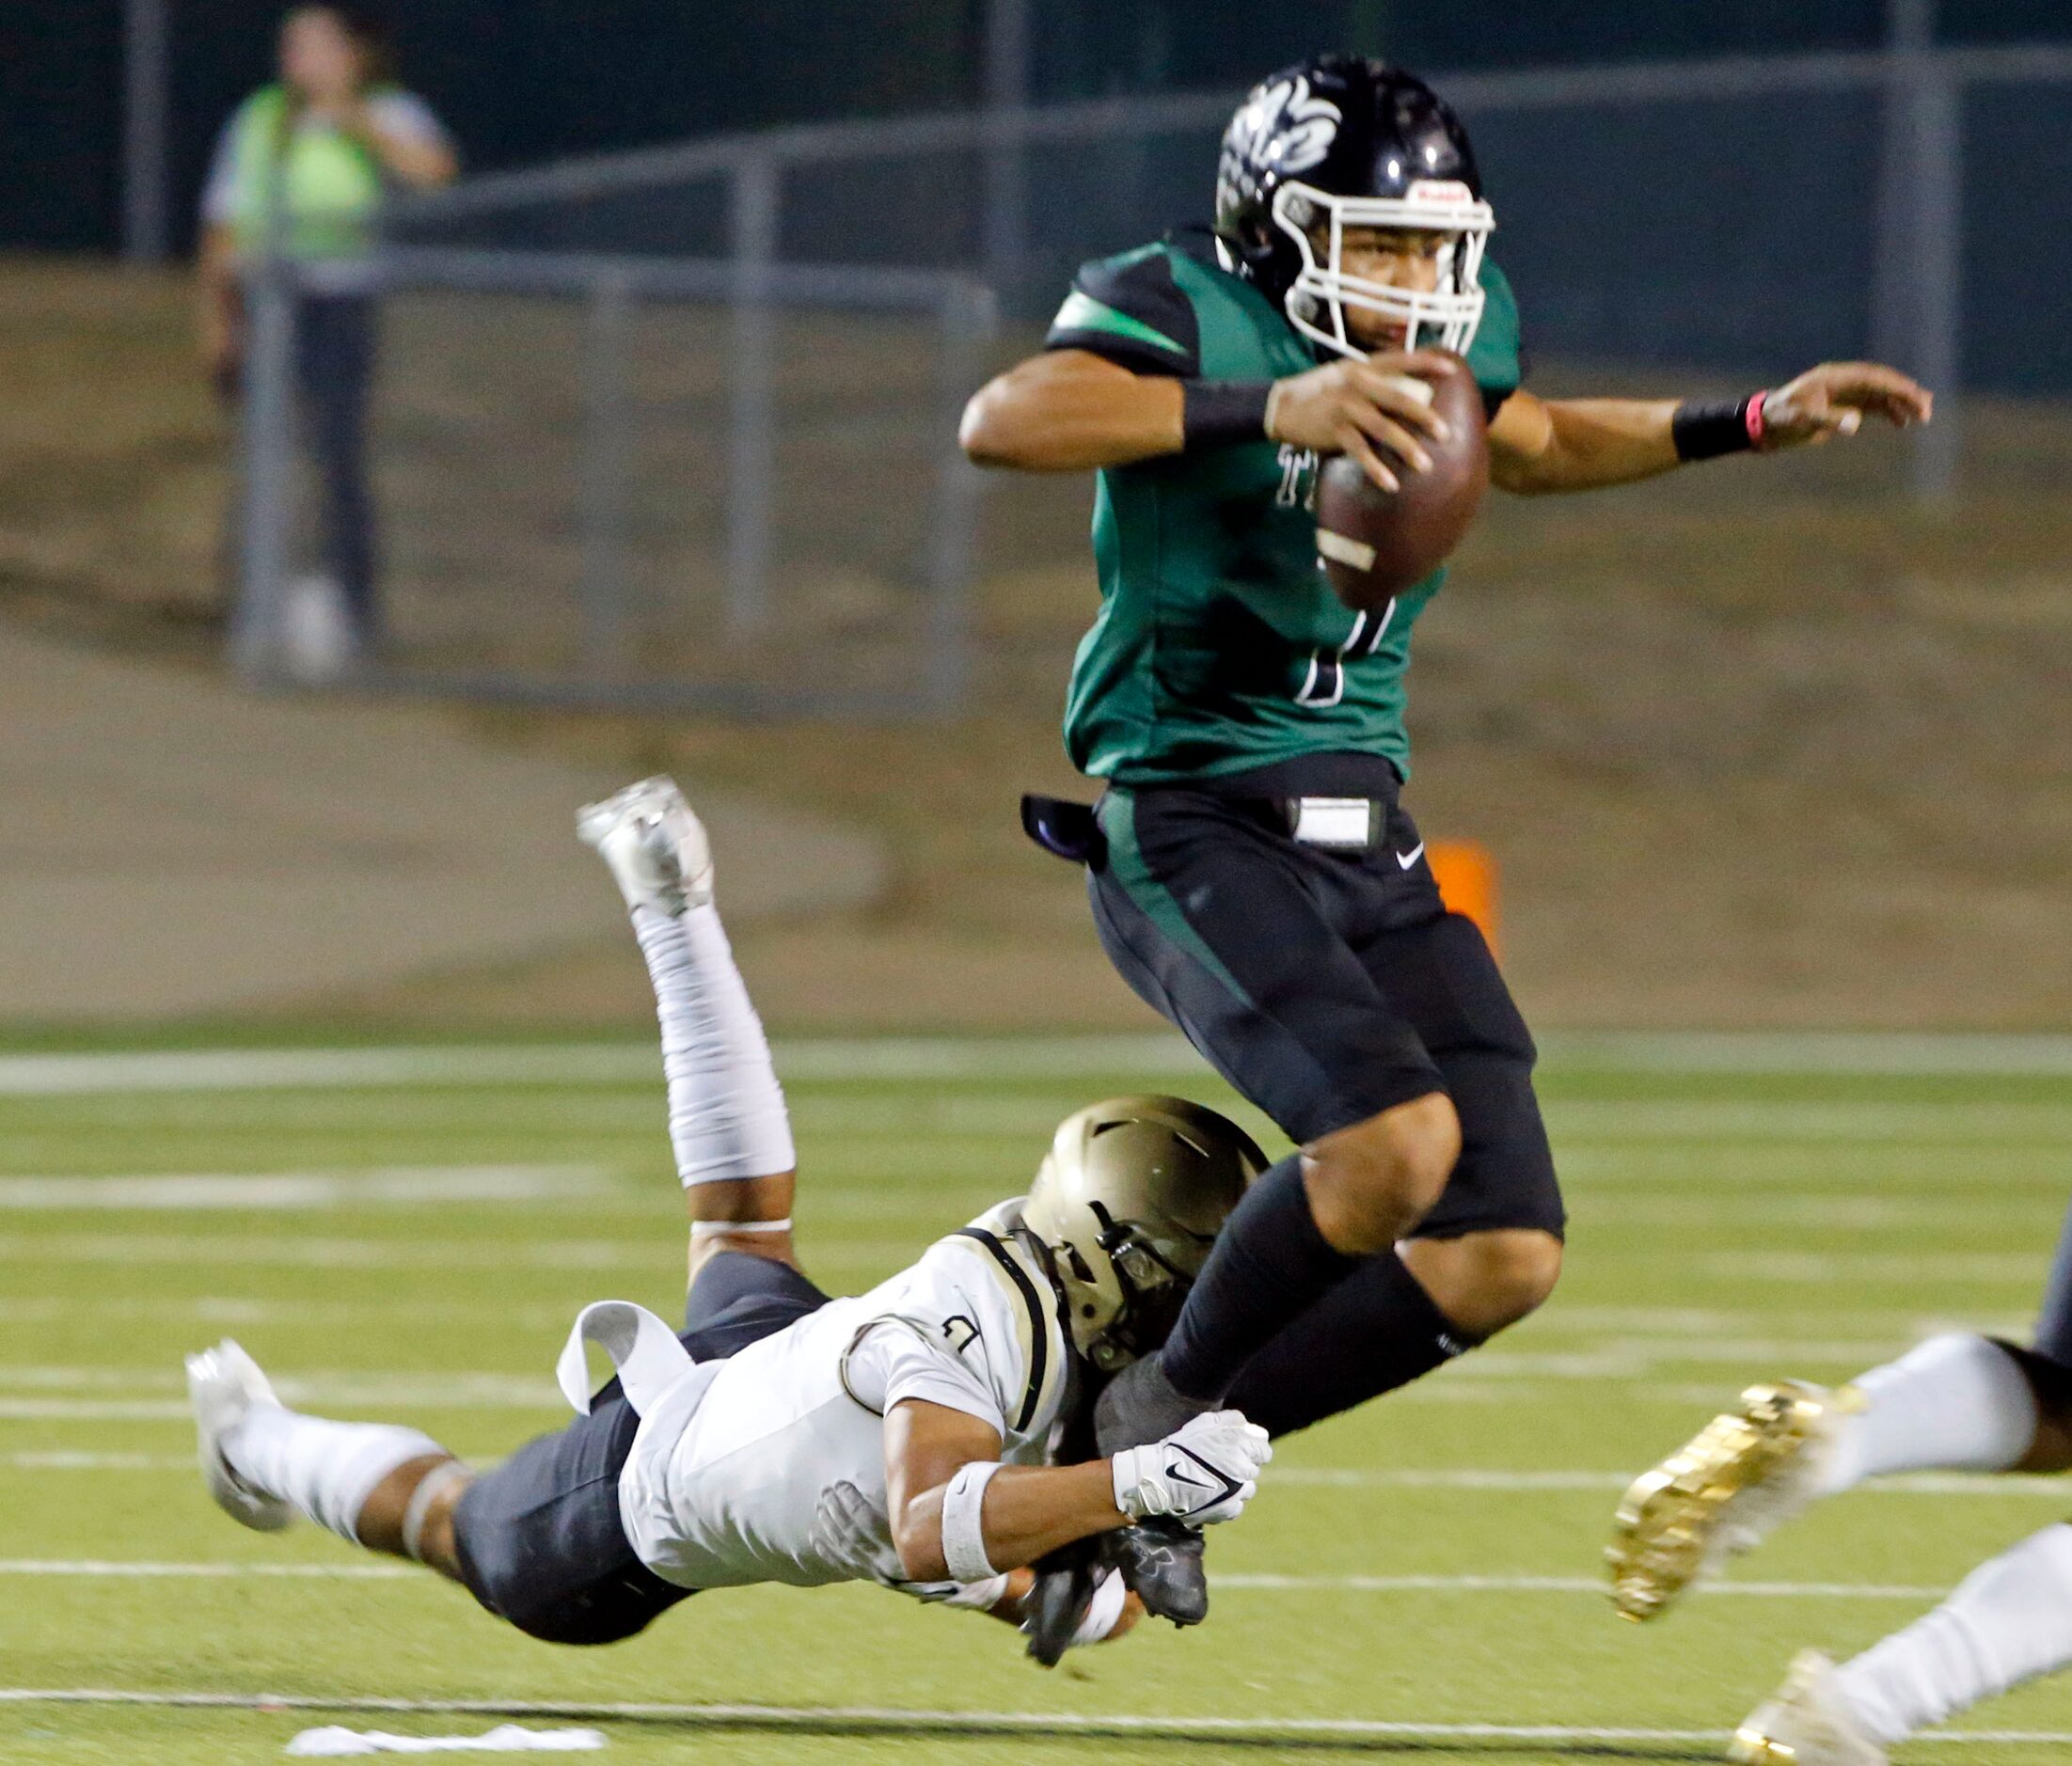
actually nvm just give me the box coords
[1214,55,1495,358]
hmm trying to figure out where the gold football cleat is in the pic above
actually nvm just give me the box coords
[1606,1380,1858,1622]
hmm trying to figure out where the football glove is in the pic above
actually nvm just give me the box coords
[1111,1410,1270,1526]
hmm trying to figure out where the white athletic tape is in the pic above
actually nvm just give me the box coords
[688,1218,791,1238]
[400,1462,472,1566]
[939,1462,1002,1585]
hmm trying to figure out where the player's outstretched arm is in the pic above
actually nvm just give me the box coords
[883,1399,1269,1586]
[1489,363,1933,497]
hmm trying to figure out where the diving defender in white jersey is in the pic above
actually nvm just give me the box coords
[185,778,1272,1651]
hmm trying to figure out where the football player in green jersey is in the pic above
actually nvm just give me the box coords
[961,55,1932,1636]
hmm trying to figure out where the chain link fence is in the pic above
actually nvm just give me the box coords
[232,40,2072,714]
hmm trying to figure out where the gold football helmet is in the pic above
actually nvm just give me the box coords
[1023,1095,1264,1371]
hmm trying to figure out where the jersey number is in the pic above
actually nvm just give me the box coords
[1294,597,1397,709]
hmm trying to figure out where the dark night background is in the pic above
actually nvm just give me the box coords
[5,1,2068,389]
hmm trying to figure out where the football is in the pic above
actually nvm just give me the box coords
[1313,353,1490,610]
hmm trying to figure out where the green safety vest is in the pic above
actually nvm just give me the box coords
[226,84,388,260]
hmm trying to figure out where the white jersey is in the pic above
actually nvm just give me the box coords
[607,1202,1073,1599]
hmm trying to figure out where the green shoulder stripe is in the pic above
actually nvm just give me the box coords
[1052,290,1191,359]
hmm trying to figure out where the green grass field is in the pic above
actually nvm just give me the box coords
[2,1033,2069,1764]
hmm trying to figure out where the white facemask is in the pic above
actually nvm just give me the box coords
[1272,177,1495,358]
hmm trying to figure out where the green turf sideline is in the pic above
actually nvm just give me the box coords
[4,1031,2072,1095]
[3,1689,2070,1746]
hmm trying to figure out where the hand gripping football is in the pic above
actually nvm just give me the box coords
[1314,353,1489,611]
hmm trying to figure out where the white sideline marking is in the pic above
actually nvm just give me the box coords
[1,1687,2066,1747]
[0,1167,607,1211]
[3,1031,2070,1097]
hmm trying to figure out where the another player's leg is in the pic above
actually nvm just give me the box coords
[1732,1522,2072,1764]
[186,1339,471,1577]
[1613,1190,2072,1620]
[577,776,800,1301]
[1610,1333,2052,1620]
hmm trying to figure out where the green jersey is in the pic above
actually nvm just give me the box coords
[1045,232,1523,785]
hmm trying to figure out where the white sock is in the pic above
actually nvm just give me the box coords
[1834,1522,2072,1742]
[635,902,795,1186]
[223,1404,446,1545]
[1816,1333,2037,1495]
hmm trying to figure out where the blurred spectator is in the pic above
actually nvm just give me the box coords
[197,5,457,674]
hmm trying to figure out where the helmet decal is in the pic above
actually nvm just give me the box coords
[1214,56,1495,359]
[1220,74,1342,203]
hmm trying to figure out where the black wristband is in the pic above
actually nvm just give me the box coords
[1182,379,1273,451]
[1671,397,1756,462]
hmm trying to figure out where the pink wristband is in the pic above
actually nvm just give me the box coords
[1745,389,1770,450]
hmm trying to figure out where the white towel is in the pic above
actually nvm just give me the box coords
[285,1726,606,1755]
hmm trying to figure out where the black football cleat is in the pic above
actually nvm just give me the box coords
[1109,1517,1209,1627]
[1022,1539,1099,1667]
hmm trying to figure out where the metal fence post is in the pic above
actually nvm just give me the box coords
[982,0,1032,301]
[1907,65,1963,502]
[579,274,636,677]
[726,155,781,638]
[231,263,298,681]
[1872,0,1960,502]
[121,0,171,263]
[921,278,996,714]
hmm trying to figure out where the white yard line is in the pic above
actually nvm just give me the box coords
[1545,1031,2072,1078]
[3,1031,2070,1097]
[0,1560,412,1578]
[1215,1573,1949,1597]
[1268,1468,2072,1496]
[0,1686,2065,1746]
[0,1167,608,1211]
[1543,1100,2072,1143]
[1,1454,2049,1496]
[0,1559,1950,1599]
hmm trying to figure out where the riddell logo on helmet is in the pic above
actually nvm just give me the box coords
[1406,180,1474,204]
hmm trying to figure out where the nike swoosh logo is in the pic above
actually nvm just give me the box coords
[1167,1443,1243,1518]
[1166,1463,1213,1491]
[1395,843,1425,871]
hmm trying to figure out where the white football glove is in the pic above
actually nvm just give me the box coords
[1111,1409,1271,1526]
